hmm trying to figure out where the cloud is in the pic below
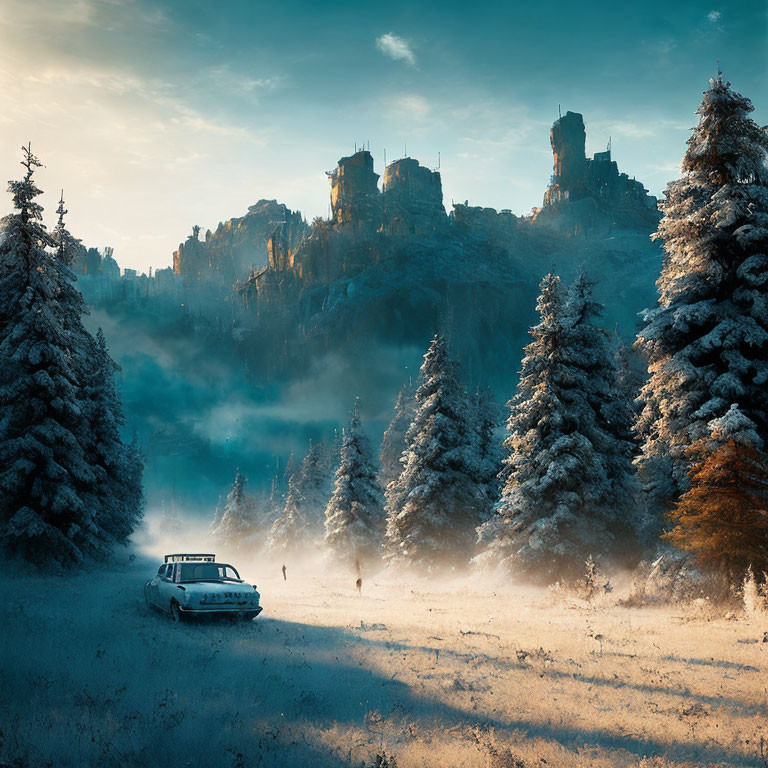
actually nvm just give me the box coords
[390,93,430,121]
[707,9,721,22]
[589,119,655,140]
[376,33,415,65]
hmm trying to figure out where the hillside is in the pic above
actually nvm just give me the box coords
[77,110,663,510]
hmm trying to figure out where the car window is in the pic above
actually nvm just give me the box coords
[157,565,165,577]
[177,563,241,581]
[222,566,240,580]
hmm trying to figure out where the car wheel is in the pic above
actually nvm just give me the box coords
[169,600,182,623]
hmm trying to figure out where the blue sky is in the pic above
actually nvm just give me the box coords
[0,0,765,271]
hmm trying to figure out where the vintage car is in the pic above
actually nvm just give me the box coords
[144,553,262,622]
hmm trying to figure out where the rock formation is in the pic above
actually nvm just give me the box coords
[173,199,308,285]
[382,157,446,236]
[328,150,382,230]
[536,111,659,232]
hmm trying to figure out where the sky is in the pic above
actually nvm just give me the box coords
[0,0,765,273]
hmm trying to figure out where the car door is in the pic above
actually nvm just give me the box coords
[147,564,167,608]
[156,564,176,612]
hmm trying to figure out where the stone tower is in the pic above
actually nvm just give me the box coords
[544,111,589,205]
[328,150,382,229]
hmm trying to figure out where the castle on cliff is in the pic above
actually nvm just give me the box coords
[536,110,658,229]
[159,110,661,300]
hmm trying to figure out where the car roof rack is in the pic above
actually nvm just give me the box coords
[164,553,216,563]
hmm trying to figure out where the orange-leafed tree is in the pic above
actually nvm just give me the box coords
[663,405,768,582]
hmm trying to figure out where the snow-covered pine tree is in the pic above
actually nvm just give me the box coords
[663,404,768,582]
[52,191,81,268]
[565,272,639,538]
[615,336,646,416]
[211,469,259,551]
[474,385,504,517]
[81,328,145,543]
[385,334,486,570]
[0,147,102,566]
[123,433,145,527]
[379,382,416,489]
[209,494,224,538]
[265,472,306,554]
[53,195,144,545]
[324,399,385,568]
[283,451,297,489]
[297,439,334,525]
[479,273,638,582]
[266,439,335,553]
[159,499,181,536]
[635,75,768,527]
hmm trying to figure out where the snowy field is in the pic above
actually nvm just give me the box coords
[2,551,767,768]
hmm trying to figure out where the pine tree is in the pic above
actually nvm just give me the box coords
[379,382,416,489]
[636,76,768,524]
[82,328,144,543]
[212,469,259,551]
[480,273,638,582]
[55,191,143,546]
[283,451,297,489]
[123,433,145,528]
[209,494,224,538]
[474,385,504,517]
[615,337,646,416]
[324,400,385,568]
[663,405,768,582]
[266,439,334,553]
[0,147,102,566]
[385,334,486,570]
[52,191,81,268]
[159,499,181,536]
[566,273,639,533]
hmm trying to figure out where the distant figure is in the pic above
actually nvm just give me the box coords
[355,577,362,593]
[282,564,287,581]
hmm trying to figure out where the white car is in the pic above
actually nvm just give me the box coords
[144,553,262,622]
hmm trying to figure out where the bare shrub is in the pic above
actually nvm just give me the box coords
[547,555,612,603]
[363,751,398,768]
[621,553,735,607]
[742,567,768,617]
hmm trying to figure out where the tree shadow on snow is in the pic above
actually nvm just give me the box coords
[0,567,762,768]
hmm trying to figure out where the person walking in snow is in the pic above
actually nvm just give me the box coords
[281,564,287,581]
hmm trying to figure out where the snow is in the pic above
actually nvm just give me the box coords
[1,552,766,768]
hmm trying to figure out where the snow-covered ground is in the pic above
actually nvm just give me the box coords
[1,551,766,768]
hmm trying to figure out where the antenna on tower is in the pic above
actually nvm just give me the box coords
[558,104,562,119]
[716,58,722,77]
[438,151,441,170]
[607,136,612,153]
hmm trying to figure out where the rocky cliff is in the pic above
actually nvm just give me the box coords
[173,199,308,286]
[536,111,659,233]
[231,117,661,387]
[75,109,666,511]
